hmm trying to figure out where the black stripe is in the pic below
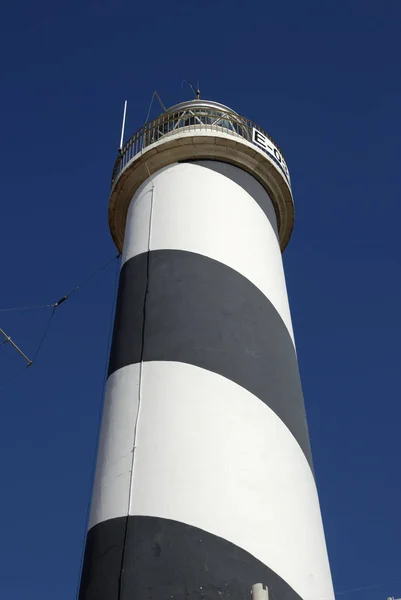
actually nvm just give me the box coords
[79,515,302,600]
[108,250,312,469]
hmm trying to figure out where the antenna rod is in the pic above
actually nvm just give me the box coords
[154,91,167,112]
[0,327,32,365]
[181,80,200,100]
[119,100,127,151]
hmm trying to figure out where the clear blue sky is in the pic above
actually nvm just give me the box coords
[0,1,400,599]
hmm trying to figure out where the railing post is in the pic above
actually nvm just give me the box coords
[252,583,269,600]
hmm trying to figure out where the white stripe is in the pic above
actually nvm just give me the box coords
[121,161,295,344]
[88,364,140,529]
[90,361,333,600]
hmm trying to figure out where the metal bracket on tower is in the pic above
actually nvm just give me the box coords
[0,327,32,366]
[252,583,269,600]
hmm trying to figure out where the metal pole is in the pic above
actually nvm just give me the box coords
[0,327,32,365]
[119,100,127,151]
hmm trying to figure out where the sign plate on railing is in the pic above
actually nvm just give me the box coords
[252,128,291,188]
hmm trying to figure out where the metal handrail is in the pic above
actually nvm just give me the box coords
[111,106,287,187]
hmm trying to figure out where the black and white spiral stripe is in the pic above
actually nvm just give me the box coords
[79,161,334,600]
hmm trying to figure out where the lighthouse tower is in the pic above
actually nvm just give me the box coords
[79,99,335,600]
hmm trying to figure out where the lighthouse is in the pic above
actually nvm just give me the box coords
[79,99,335,600]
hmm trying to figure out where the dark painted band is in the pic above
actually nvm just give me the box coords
[108,250,313,469]
[79,515,302,600]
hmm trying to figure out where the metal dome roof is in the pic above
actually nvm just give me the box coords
[164,99,239,116]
